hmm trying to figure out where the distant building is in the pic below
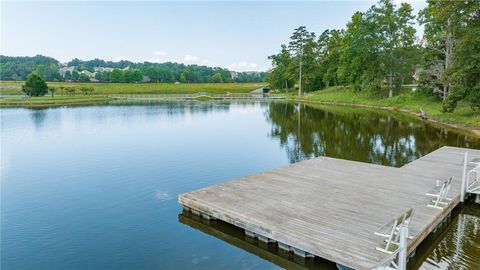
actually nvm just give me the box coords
[94,67,114,73]
[230,71,238,79]
[59,66,75,77]
[80,70,95,77]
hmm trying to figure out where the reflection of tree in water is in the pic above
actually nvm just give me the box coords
[413,206,480,270]
[265,102,480,166]
[30,109,48,130]
[109,101,231,118]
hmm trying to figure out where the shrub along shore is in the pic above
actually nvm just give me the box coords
[289,86,480,136]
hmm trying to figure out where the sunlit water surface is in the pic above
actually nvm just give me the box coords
[1,102,479,270]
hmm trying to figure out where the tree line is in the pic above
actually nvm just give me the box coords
[268,0,479,112]
[0,55,266,84]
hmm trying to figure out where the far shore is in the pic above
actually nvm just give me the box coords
[0,81,265,95]
[2,80,478,137]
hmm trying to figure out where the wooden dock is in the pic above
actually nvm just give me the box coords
[178,146,480,270]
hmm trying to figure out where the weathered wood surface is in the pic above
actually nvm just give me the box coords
[178,146,480,270]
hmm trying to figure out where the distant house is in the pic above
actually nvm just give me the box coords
[79,70,100,82]
[59,66,75,77]
[94,67,114,73]
[230,71,238,79]
[80,70,95,77]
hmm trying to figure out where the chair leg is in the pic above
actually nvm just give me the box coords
[427,204,444,210]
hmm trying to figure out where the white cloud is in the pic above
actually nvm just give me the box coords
[114,56,126,61]
[153,51,167,56]
[227,61,259,71]
[149,51,169,62]
[183,54,198,62]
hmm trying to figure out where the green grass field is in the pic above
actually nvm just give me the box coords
[0,81,264,95]
[291,86,480,128]
[0,95,112,108]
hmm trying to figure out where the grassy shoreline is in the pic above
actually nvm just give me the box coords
[0,81,265,108]
[0,95,113,108]
[289,86,480,136]
[0,81,264,95]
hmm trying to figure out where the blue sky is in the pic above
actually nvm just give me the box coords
[1,1,426,71]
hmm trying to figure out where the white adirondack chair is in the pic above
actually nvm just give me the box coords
[426,177,453,210]
[375,208,414,241]
[374,208,414,254]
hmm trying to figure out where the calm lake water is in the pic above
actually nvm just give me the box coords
[1,101,479,270]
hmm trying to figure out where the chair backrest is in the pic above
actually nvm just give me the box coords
[402,208,414,227]
[434,181,448,206]
[391,214,406,243]
[444,177,453,195]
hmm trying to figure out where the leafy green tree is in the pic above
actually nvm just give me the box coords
[268,45,294,91]
[79,73,90,82]
[110,69,125,83]
[179,73,187,83]
[95,71,111,82]
[419,0,455,101]
[48,86,56,98]
[79,86,95,95]
[420,0,480,111]
[372,0,417,97]
[22,73,48,97]
[339,11,382,92]
[318,30,344,89]
[65,87,76,96]
[288,26,316,96]
[125,69,143,83]
[339,0,418,95]
[35,63,61,81]
[211,73,223,83]
[71,70,80,81]
[64,70,72,81]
